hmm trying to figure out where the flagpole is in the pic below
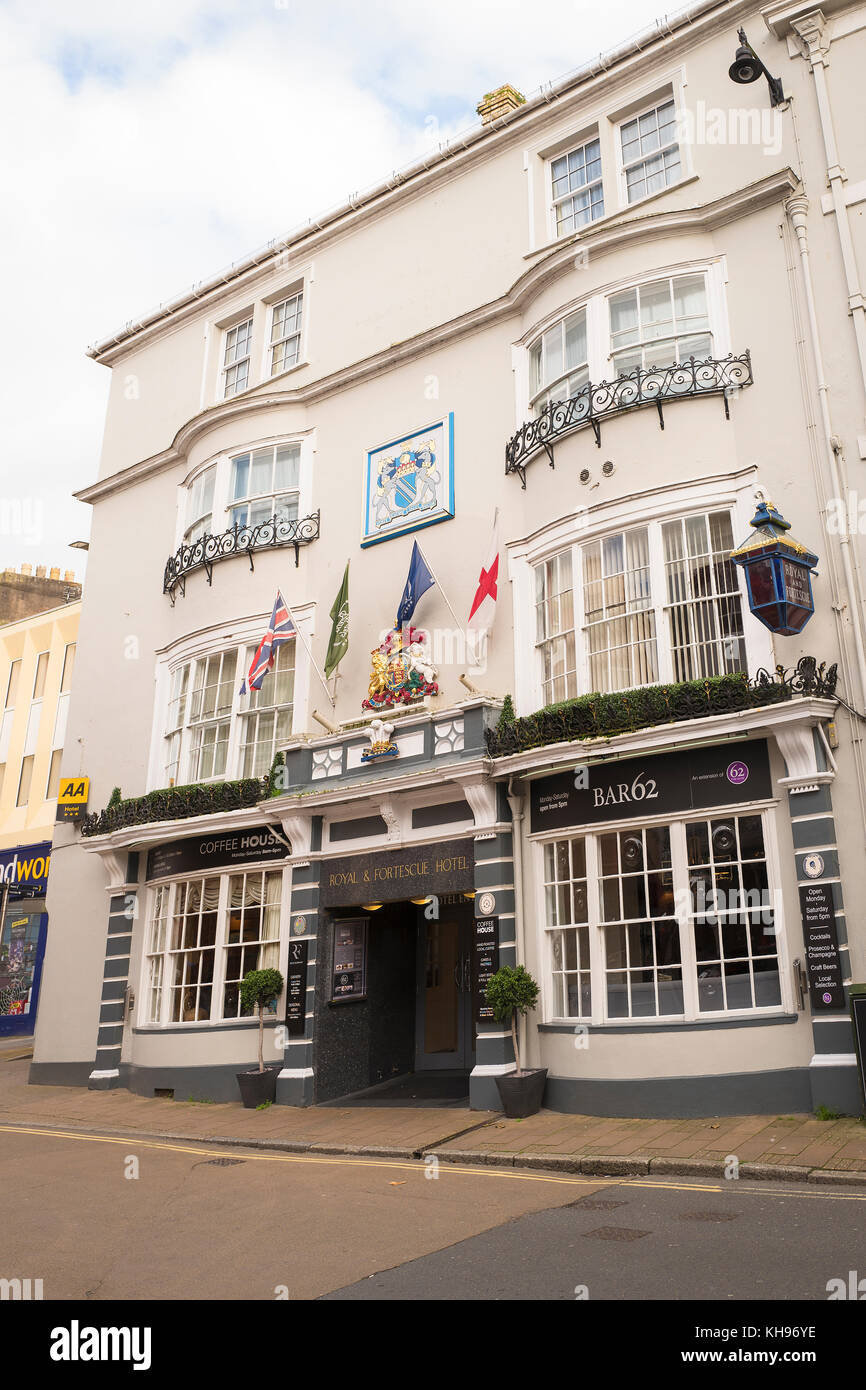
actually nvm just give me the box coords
[415,541,464,636]
[286,603,335,709]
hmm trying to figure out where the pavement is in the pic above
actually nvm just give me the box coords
[2,1051,865,1188]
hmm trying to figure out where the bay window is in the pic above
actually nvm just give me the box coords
[228,443,300,529]
[542,812,781,1023]
[184,467,216,543]
[239,641,295,777]
[530,309,589,415]
[533,508,747,703]
[143,869,285,1025]
[188,651,237,782]
[162,635,296,787]
[609,274,712,375]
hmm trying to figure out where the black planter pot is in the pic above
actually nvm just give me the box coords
[236,1067,278,1109]
[494,1067,548,1119]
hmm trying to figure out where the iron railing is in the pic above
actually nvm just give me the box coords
[505,352,753,486]
[163,510,320,600]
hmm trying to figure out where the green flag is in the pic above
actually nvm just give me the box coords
[324,561,350,677]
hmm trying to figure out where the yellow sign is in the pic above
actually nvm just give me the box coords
[56,777,90,823]
[58,778,89,805]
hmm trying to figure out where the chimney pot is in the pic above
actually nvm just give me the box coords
[64,571,76,582]
[50,567,60,580]
[477,84,526,125]
[35,565,46,579]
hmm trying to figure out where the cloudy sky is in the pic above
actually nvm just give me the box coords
[0,0,674,580]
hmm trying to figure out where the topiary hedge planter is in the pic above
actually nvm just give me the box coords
[494,1067,548,1119]
[236,1067,278,1109]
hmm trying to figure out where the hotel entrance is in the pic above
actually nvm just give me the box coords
[416,897,475,1071]
[315,839,477,1104]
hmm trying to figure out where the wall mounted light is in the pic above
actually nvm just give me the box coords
[728,28,785,106]
[360,903,383,911]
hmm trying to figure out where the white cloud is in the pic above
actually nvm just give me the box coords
[0,0,666,578]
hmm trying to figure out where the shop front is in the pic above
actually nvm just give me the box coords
[506,707,858,1117]
[0,842,51,1037]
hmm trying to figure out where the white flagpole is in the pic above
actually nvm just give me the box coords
[415,541,464,636]
[285,603,336,709]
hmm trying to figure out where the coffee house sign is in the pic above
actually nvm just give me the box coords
[530,740,771,834]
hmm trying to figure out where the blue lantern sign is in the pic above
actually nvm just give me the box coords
[730,500,818,636]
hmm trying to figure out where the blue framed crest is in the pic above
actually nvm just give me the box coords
[361,413,454,547]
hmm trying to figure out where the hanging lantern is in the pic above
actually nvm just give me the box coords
[730,500,818,636]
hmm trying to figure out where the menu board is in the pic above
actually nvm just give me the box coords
[472,916,500,1023]
[331,918,368,1002]
[799,882,844,1010]
[285,939,309,1037]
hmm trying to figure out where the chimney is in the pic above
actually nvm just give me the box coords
[476,84,526,126]
[64,570,76,582]
[50,567,60,580]
[20,563,32,577]
[35,565,46,579]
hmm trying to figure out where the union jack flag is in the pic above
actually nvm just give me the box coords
[240,591,295,694]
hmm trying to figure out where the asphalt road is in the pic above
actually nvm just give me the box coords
[2,1122,865,1302]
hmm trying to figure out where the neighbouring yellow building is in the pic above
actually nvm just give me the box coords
[1,574,81,1036]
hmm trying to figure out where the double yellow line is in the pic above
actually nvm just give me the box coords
[2,1121,866,1202]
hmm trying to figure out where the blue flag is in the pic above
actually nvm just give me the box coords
[396,540,435,626]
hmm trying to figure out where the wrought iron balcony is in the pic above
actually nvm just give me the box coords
[505,352,754,487]
[163,510,321,601]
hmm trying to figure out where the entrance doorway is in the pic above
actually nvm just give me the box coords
[415,899,475,1072]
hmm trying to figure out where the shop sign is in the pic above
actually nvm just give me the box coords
[851,993,866,1110]
[55,777,90,823]
[530,740,771,834]
[320,838,473,906]
[146,827,288,881]
[285,938,309,1036]
[472,916,500,1023]
[0,842,52,896]
[799,882,844,1010]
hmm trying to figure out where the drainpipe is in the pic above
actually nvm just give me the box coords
[506,775,532,1067]
[789,14,866,413]
[787,194,866,712]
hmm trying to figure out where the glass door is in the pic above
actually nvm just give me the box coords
[415,911,475,1070]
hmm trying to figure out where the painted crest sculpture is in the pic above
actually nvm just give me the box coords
[361,717,399,762]
[363,625,439,711]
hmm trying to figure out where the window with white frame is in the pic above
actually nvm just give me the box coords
[184,467,216,543]
[550,137,604,237]
[187,651,237,782]
[269,292,303,376]
[143,870,284,1025]
[222,317,253,398]
[162,636,296,787]
[228,444,300,529]
[535,550,577,705]
[619,98,681,204]
[609,274,712,376]
[542,812,781,1023]
[583,528,657,693]
[223,870,282,1017]
[532,508,747,703]
[529,309,589,415]
[239,642,295,777]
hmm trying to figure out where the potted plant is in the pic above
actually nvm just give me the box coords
[235,967,284,1109]
[485,964,547,1118]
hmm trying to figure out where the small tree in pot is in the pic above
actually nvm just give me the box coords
[235,967,284,1109]
[485,964,546,1118]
